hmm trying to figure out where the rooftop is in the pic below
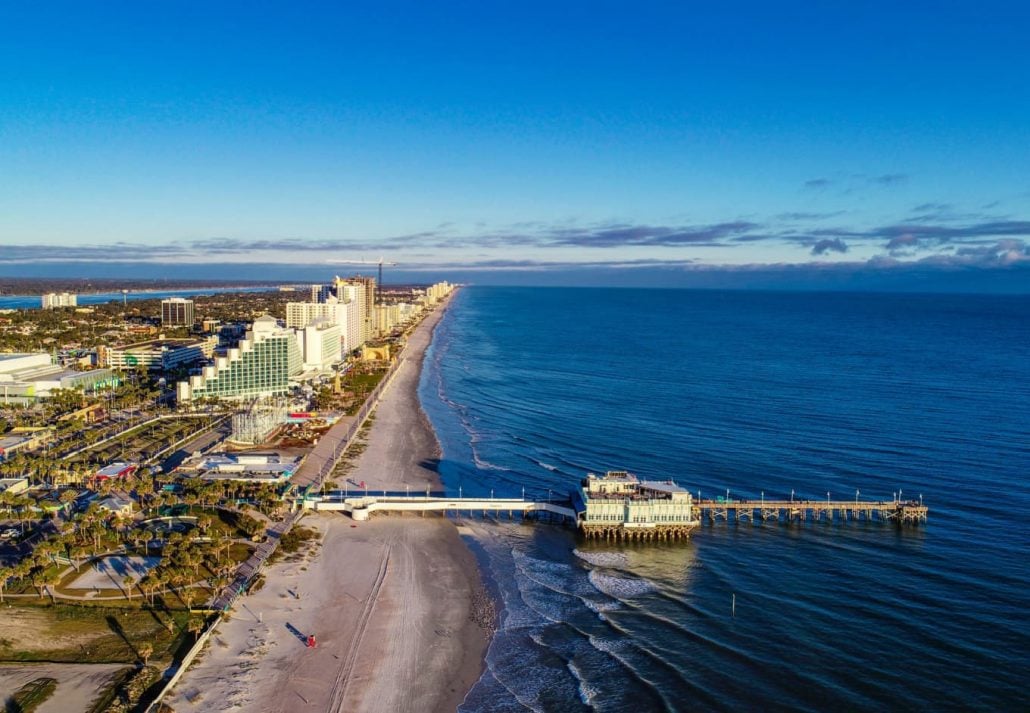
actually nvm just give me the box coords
[638,481,690,495]
[0,435,38,448]
[0,353,40,362]
[118,338,211,351]
[586,471,639,483]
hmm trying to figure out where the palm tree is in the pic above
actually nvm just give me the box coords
[181,586,197,613]
[123,574,134,600]
[139,642,153,666]
[210,573,229,599]
[31,568,47,599]
[45,569,60,603]
[71,545,89,572]
[140,573,158,605]
[0,565,12,604]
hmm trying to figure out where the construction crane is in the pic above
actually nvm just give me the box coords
[327,257,397,304]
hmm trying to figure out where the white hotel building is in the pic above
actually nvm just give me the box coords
[285,298,363,354]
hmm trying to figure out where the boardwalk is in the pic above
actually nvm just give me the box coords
[211,510,299,611]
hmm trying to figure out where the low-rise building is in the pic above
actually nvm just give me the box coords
[58,403,108,424]
[0,430,51,460]
[184,452,300,483]
[0,353,118,405]
[574,471,697,540]
[0,477,29,495]
[361,345,392,362]
[98,336,217,372]
[94,462,138,481]
[96,492,135,515]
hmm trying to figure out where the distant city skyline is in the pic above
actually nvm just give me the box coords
[1,2,1028,288]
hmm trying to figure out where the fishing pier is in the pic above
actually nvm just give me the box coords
[302,493,577,523]
[696,495,928,525]
[295,473,928,540]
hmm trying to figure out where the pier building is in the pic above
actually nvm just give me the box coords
[574,471,698,540]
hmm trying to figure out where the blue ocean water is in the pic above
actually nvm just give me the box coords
[419,287,1030,712]
[0,286,276,310]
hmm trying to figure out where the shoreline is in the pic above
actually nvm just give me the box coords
[166,290,493,713]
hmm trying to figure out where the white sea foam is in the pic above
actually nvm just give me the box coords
[587,635,631,657]
[568,659,600,706]
[573,548,630,568]
[512,550,596,597]
[582,597,621,614]
[588,570,658,599]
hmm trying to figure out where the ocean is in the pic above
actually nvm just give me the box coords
[418,287,1030,712]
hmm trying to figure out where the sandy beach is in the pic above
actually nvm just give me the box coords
[166,294,491,713]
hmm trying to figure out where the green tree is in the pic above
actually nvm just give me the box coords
[181,586,197,613]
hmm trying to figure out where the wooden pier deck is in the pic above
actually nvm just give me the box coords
[695,498,928,524]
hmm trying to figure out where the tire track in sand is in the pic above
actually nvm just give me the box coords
[326,542,391,712]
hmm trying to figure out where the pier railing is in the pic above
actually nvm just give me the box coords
[301,493,578,522]
[695,498,928,524]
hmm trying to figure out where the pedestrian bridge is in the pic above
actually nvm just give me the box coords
[298,494,578,522]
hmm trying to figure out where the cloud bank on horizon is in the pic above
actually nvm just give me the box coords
[3,196,1029,276]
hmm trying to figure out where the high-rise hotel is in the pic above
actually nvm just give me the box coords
[177,316,301,401]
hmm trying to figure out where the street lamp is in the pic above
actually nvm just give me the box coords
[855,489,859,509]
[790,488,794,503]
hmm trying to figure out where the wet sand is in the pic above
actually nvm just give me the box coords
[166,293,491,713]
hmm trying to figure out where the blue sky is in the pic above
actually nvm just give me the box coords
[1,1,1028,286]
